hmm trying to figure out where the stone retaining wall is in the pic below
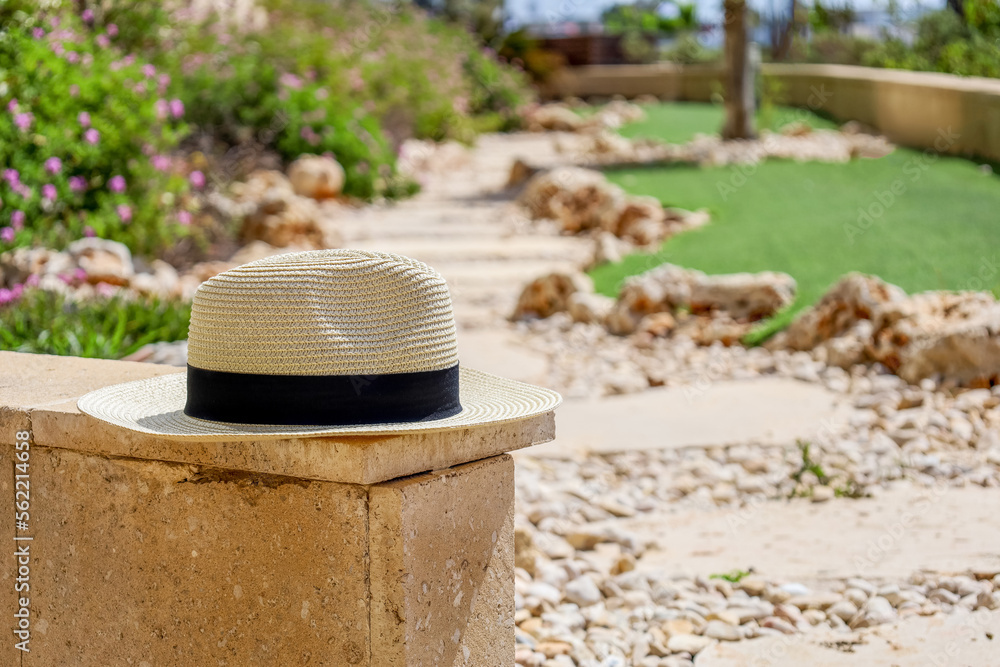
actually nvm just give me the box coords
[541,63,1000,161]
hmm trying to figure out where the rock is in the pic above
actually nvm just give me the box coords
[508,159,541,189]
[287,155,345,200]
[771,273,906,351]
[534,640,572,658]
[512,271,593,321]
[568,291,615,325]
[129,260,180,298]
[811,485,835,502]
[662,619,695,638]
[761,616,797,634]
[703,620,741,641]
[524,104,585,133]
[564,576,603,607]
[637,312,677,338]
[228,240,296,265]
[875,291,1000,386]
[787,592,842,610]
[610,553,636,575]
[240,188,329,249]
[687,271,797,321]
[852,596,897,627]
[518,167,627,234]
[827,600,859,622]
[514,525,539,576]
[591,231,630,267]
[666,634,714,655]
[67,238,134,285]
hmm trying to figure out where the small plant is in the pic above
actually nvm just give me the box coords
[791,440,828,486]
[709,569,751,583]
[0,288,191,359]
[834,479,866,499]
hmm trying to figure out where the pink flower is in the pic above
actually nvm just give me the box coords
[26,274,39,288]
[3,169,19,185]
[151,155,170,171]
[158,73,170,93]
[44,157,62,174]
[106,23,118,37]
[189,170,205,188]
[83,225,95,238]
[73,267,87,282]
[177,210,192,226]
[108,175,126,193]
[70,84,80,97]
[169,98,184,118]
[279,72,303,90]
[11,210,25,229]
[14,113,32,131]
[142,64,156,78]
[155,99,168,120]
[66,51,80,64]
[95,282,117,297]
[82,9,94,22]
[116,204,132,222]
[42,184,57,200]
[84,128,99,144]
[6,98,17,112]
[78,111,91,127]
[52,43,64,56]
[32,27,44,39]
[0,227,13,243]
[69,176,87,192]
[96,34,110,48]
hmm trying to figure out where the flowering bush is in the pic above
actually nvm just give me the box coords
[0,13,191,254]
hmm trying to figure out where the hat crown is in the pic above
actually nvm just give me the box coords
[187,249,458,376]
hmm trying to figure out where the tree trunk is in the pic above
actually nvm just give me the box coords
[722,0,757,140]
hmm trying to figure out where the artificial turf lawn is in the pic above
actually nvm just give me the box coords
[590,103,1000,341]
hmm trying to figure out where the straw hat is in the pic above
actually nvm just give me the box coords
[78,249,561,440]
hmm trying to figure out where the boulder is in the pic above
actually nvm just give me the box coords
[590,231,630,267]
[240,190,328,248]
[518,167,626,234]
[0,247,74,284]
[772,273,906,351]
[507,158,540,189]
[67,238,134,286]
[607,263,795,335]
[287,155,345,200]
[874,291,1000,385]
[568,291,615,325]
[523,104,585,133]
[511,271,593,321]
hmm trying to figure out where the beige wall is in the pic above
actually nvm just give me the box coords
[541,62,1000,161]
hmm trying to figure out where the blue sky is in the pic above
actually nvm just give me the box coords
[504,0,944,27]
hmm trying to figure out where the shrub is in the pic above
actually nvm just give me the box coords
[0,288,190,358]
[0,13,192,255]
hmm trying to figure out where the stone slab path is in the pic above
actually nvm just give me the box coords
[528,378,851,457]
[696,610,1000,666]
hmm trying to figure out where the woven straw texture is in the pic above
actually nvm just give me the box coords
[188,249,458,375]
[77,366,560,440]
[77,249,561,439]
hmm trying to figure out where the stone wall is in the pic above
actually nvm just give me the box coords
[541,63,1000,162]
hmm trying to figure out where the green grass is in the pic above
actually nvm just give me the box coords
[0,290,191,358]
[619,101,839,144]
[591,104,1000,342]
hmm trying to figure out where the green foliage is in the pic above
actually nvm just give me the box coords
[602,0,700,64]
[792,6,1000,79]
[0,13,191,255]
[0,289,190,359]
[498,29,567,83]
[709,569,751,583]
[662,33,719,65]
[792,441,828,486]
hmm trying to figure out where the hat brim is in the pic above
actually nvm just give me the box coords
[77,367,561,441]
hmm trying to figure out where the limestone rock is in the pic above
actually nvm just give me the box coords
[0,247,74,283]
[523,104,585,133]
[287,155,345,200]
[512,271,593,321]
[518,167,626,234]
[240,189,328,249]
[67,238,134,286]
[568,292,615,325]
[508,159,540,189]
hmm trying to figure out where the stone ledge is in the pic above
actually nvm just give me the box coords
[0,351,555,484]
